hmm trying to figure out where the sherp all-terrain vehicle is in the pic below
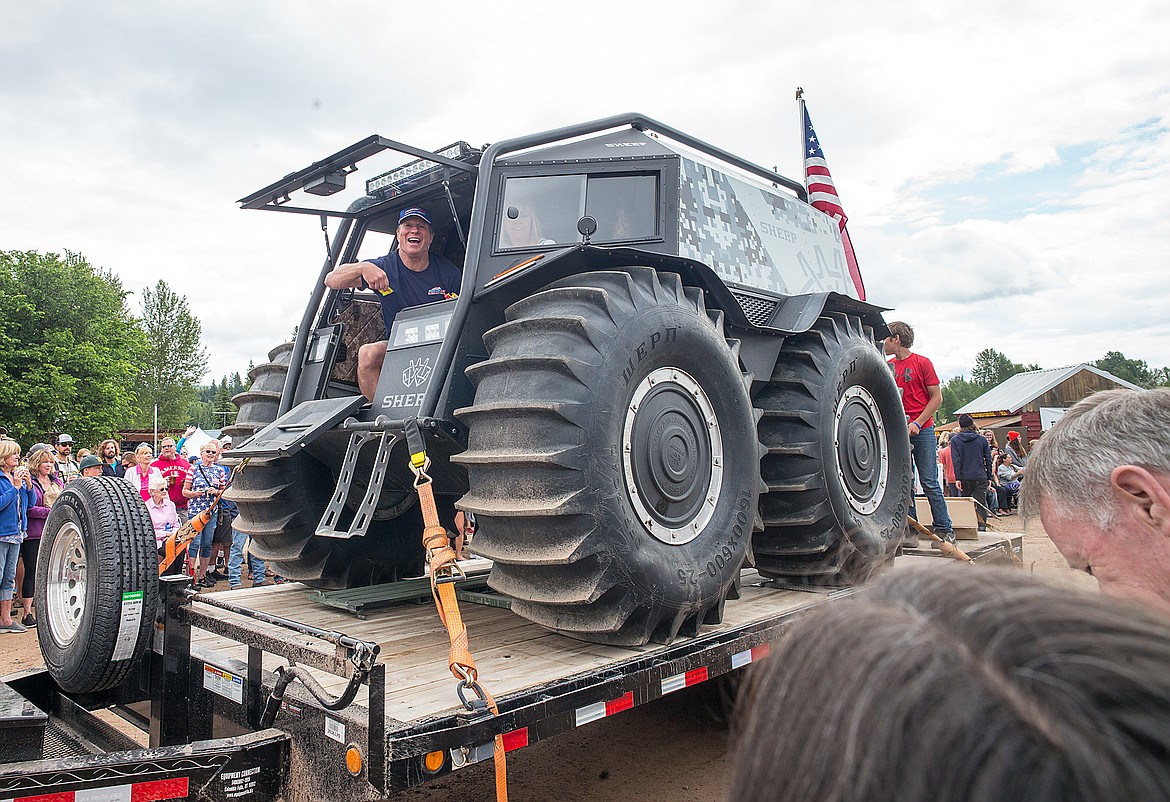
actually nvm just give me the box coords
[225,113,912,646]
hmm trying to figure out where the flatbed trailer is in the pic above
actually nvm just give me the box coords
[0,534,1021,802]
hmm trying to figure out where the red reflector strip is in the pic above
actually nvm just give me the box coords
[731,643,770,669]
[10,793,75,802]
[575,691,635,727]
[501,727,529,752]
[605,692,634,716]
[132,778,189,802]
[10,777,189,802]
[661,666,710,695]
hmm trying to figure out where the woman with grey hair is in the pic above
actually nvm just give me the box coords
[729,566,1170,801]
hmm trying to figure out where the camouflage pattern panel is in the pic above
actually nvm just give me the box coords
[675,155,856,300]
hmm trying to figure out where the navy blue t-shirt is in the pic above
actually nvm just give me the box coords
[363,251,461,336]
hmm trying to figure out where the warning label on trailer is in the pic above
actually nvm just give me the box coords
[111,589,144,662]
[204,664,245,704]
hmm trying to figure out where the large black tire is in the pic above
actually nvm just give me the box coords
[35,477,159,693]
[455,268,760,646]
[752,312,911,583]
[223,341,425,588]
[231,454,426,589]
[222,341,293,444]
[224,341,425,588]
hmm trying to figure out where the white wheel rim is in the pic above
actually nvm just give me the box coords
[622,367,724,545]
[46,521,88,646]
[834,384,889,515]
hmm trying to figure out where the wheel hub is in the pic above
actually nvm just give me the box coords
[834,385,888,514]
[46,521,88,646]
[623,367,723,545]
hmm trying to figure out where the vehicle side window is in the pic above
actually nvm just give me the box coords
[585,175,657,242]
[498,176,585,249]
[497,173,659,251]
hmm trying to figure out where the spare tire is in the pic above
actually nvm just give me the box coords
[35,477,159,693]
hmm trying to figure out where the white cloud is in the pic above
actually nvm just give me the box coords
[3,0,1170,388]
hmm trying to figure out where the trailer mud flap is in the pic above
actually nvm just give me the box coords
[0,729,289,802]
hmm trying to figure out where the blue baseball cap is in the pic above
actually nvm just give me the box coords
[398,207,433,226]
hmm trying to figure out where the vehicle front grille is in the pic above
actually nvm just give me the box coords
[733,293,778,327]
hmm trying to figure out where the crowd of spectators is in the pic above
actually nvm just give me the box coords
[0,426,276,633]
[935,418,1028,527]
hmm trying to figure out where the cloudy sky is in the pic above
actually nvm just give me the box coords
[4,1,1168,383]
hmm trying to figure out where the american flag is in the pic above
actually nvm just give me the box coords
[801,100,866,300]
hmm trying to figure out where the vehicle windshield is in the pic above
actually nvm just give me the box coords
[497,173,658,250]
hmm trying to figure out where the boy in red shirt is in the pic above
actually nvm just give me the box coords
[884,321,953,545]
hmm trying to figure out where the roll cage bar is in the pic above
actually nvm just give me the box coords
[238,114,807,217]
[246,114,810,420]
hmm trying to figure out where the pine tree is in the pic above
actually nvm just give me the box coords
[137,280,208,428]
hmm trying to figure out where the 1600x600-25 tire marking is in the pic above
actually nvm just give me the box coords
[455,268,760,646]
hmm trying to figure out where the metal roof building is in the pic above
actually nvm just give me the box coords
[941,364,1142,444]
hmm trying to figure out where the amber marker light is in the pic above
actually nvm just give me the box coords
[424,750,445,773]
[345,745,363,776]
[486,254,544,287]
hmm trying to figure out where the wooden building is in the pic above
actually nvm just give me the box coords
[940,364,1142,446]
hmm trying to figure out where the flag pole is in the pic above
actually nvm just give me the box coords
[795,87,806,184]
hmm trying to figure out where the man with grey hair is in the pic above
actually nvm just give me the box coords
[1021,388,1170,618]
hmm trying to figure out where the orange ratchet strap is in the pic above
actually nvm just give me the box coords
[407,419,507,802]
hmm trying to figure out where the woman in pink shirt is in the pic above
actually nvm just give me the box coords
[124,443,164,502]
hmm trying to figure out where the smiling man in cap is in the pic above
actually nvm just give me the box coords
[324,206,462,401]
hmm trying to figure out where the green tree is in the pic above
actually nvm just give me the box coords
[187,398,215,430]
[970,348,1040,389]
[135,280,208,428]
[0,250,146,445]
[1093,351,1158,389]
[939,375,981,424]
[213,376,237,429]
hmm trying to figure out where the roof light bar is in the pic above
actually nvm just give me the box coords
[365,142,475,197]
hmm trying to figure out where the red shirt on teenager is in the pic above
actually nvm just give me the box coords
[891,352,940,427]
[152,455,191,511]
